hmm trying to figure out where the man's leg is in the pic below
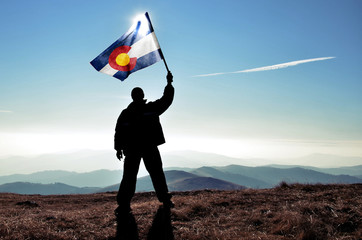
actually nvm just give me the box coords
[143,147,173,206]
[117,153,141,212]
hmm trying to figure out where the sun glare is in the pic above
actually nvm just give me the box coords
[1,132,362,160]
[0,132,112,157]
[132,13,146,25]
[160,136,362,159]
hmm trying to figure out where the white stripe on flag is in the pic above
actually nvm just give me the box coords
[99,32,161,75]
[128,32,160,59]
[100,63,118,76]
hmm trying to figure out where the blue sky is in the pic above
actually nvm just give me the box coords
[1,0,362,161]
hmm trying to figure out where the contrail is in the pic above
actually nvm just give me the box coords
[193,57,335,77]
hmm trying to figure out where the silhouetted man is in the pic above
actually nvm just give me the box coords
[114,72,174,215]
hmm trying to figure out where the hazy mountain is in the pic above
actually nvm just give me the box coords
[214,165,362,186]
[267,164,362,177]
[165,170,201,184]
[97,183,119,193]
[98,170,212,192]
[192,167,270,188]
[162,151,259,168]
[289,153,362,168]
[163,151,362,168]
[1,163,361,195]
[168,177,244,191]
[164,167,196,172]
[0,169,122,187]
[164,170,245,191]
[0,150,121,175]
[0,182,99,195]
[101,170,245,193]
[0,157,362,194]
[136,170,241,192]
[1,150,361,176]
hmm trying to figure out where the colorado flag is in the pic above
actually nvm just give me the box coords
[90,12,163,81]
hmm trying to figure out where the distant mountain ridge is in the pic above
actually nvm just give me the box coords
[1,150,362,176]
[213,165,361,188]
[169,176,244,191]
[134,170,245,192]
[266,164,362,176]
[0,164,360,195]
[1,164,360,189]
[191,167,269,188]
[0,150,120,175]
[0,169,122,187]
[0,182,98,195]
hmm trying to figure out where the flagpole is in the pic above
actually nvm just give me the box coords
[159,49,170,73]
[145,12,170,73]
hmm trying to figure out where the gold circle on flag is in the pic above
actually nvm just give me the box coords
[116,53,130,66]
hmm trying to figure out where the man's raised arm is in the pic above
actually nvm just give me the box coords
[149,72,175,115]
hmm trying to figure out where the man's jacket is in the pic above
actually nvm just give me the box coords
[114,84,174,152]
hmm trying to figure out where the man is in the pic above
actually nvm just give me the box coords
[114,72,175,214]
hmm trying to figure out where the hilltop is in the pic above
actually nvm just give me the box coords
[0,184,361,239]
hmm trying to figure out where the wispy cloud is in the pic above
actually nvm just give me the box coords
[0,110,13,113]
[193,57,335,77]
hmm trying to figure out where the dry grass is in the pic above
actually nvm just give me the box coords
[0,184,361,239]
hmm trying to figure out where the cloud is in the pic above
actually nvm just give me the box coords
[0,110,13,113]
[193,57,335,77]
[195,72,225,77]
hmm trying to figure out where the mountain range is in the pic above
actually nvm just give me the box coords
[1,150,362,176]
[0,164,361,195]
[0,169,122,188]
[0,182,98,195]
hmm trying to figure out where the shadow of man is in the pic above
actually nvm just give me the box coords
[115,211,139,240]
[147,206,174,240]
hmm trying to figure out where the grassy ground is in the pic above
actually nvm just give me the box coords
[0,183,361,239]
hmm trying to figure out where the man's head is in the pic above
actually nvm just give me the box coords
[131,87,145,102]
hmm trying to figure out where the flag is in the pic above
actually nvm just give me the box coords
[90,12,163,81]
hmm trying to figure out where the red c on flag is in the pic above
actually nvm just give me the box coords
[109,46,137,71]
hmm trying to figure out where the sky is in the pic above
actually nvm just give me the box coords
[1,0,362,167]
